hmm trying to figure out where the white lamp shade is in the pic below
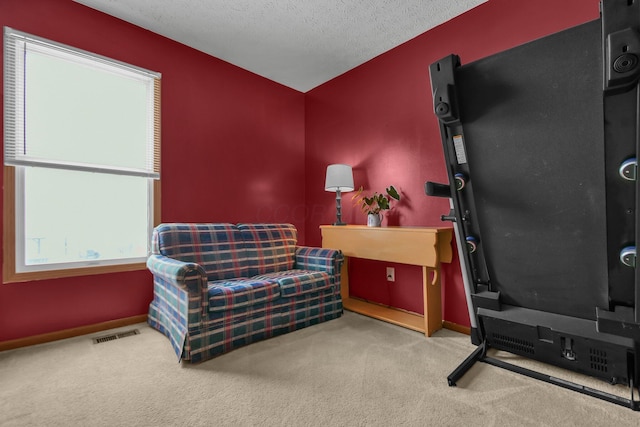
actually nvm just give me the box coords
[324,164,354,192]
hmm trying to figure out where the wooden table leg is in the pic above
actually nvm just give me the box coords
[423,265,443,336]
[340,255,350,301]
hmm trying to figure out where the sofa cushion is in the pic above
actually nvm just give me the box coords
[207,279,281,312]
[152,223,248,281]
[237,223,298,276]
[254,269,332,297]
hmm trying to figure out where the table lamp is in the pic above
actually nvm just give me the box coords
[324,164,354,226]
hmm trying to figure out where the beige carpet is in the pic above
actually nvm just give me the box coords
[1,311,639,426]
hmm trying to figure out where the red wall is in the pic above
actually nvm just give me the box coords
[303,0,602,327]
[0,0,305,342]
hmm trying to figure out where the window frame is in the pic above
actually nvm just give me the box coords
[3,28,161,283]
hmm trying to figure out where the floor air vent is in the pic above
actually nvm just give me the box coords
[93,329,140,344]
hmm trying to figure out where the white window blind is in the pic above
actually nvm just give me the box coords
[3,27,161,277]
[4,27,160,179]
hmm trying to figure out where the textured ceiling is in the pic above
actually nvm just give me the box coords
[74,0,487,92]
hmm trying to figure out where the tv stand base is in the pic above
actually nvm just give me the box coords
[448,341,640,411]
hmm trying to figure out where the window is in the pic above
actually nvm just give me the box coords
[3,27,161,282]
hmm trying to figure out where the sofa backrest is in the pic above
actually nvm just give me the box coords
[237,223,298,277]
[151,223,248,280]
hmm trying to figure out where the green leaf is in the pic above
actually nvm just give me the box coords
[386,185,400,201]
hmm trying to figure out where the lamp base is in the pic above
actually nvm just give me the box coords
[333,189,347,226]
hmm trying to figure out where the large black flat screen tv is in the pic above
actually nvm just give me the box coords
[428,0,640,409]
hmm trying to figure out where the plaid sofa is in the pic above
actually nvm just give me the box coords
[147,223,344,363]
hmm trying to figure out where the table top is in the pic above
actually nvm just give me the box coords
[320,224,453,266]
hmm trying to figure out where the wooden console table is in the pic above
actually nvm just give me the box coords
[320,225,453,336]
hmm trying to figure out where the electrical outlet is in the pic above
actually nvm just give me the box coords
[386,267,395,282]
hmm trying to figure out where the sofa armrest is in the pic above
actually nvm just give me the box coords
[147,254,208,296]
[295,246,344,294]
[147,254,210,357]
